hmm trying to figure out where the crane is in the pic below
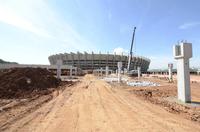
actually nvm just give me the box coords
[127,27,136,72]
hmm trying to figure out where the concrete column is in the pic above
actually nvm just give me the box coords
[70,66,73,77]
[173,42,192,103]
[118,62,122,83]
[168,63,173,82]
[118,69,121,83]
[198,71,200,75]
[56,60,62,79]
[100,68,103,76]
[106,66,109,77]
[138,67,141,79]
[75,67,77,76]
[177,59,191,102]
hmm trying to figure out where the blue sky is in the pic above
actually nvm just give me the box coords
[0,0,200,69]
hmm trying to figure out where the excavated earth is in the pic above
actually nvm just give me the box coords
[117,76,200,123]
[0,68,74,131]
[0,68,61,99]
[0,74,200,131]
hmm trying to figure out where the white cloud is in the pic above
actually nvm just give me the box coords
[113,47,128,55]
[148,55,175,69]
[0,0,94,51]
[190,58,200,68]
[148,56,200,70]
[0,2,52,38]
[179,22,200,29]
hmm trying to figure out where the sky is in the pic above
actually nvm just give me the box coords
[0,0,200,69]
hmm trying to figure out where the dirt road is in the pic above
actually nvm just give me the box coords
[5,75,200,132]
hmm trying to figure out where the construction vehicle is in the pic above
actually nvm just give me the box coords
[127,27,136,76]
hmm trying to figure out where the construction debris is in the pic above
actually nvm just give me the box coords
[103,77,128,82]
[103,77,160,87]
[127,81,160,87]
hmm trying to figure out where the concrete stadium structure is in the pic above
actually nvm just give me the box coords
[48,52,151,72]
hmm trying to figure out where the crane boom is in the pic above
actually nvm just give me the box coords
[127,27,136,71]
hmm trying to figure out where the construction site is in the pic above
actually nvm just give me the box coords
[0,23,200,132]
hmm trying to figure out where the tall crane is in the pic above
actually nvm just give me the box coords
[127,27,136,72]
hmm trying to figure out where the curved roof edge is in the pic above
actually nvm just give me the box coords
[48,52,151,62]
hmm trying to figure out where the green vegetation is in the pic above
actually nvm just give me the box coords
[0,59,18,64]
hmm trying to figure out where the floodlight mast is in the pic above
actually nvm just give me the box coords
[127,27,136,71]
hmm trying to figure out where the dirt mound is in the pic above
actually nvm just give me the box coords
[0,68,61,99]
[131,87,200,122]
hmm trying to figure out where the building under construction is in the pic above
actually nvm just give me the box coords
[48,52,150,72]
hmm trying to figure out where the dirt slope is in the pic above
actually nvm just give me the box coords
[4,75,200,132]
[0,68,60,99]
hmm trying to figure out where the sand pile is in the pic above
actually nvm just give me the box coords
[0,68,60,99]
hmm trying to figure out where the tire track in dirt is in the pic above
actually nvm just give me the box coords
[3,75,200,132]
[108,82,200,131]
[97,81,152,131]
[94,82,119,131]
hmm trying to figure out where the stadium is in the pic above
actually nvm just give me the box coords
[48,52,150,72]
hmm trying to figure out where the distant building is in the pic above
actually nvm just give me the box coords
[48,52,151,72]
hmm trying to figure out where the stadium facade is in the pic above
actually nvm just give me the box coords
[48,52,150,72]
